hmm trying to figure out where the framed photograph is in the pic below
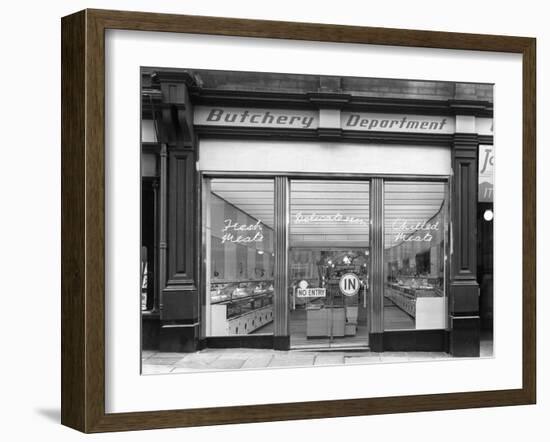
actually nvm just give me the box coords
[61,9,536,433]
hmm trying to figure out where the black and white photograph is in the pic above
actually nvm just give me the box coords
[1,0,545,438]
[140,68,494,374]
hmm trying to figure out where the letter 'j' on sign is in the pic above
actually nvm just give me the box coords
[339,273,360,296]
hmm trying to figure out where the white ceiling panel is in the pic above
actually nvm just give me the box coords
[209,179,446,248]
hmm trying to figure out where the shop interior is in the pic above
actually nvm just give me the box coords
[288,180,370,349]
[383,181,447,331]
[203,178,448,349]
[205,179,275,337]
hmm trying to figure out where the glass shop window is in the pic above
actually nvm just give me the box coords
[205,178,275,336]
[288,180,370,348]
[383,181,448,330]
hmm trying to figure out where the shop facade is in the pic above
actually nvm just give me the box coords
[141,69,493,357]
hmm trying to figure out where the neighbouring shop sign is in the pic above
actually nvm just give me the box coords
[221,219,264,244]
[195,106,465,134]
[479,144,494,202]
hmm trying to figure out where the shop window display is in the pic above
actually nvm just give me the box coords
[205,179,275,336]
[383,182,448,330]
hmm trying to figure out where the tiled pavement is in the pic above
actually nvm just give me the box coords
[142,338,493,374]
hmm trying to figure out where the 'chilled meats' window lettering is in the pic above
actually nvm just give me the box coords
[392,219,440,242]
[222,219,264,244]
[383,181,447,331]
[295,212,368,225]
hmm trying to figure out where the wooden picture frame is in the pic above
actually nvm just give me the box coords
[61,9,536,433]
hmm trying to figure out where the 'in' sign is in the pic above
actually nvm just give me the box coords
[339,273,360,296]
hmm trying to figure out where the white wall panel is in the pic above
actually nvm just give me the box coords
[199,139,451,176]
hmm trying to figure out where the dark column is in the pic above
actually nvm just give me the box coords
[153,73,200,352]
[158,144,168,313]
[152,179,160,312]
[159,148,198,352]
[369,178,384,351]
[449,133,481,356]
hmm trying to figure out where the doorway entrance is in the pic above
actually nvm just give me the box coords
[288,180,370,349]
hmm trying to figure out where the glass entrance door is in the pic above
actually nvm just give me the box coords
[288,180,370,349]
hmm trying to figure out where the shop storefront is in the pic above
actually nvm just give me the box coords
[141,69,493,356]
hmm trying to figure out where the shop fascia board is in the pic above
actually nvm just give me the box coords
[186,88,493,117]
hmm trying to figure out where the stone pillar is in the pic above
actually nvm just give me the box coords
[153,72,200,352]
[157,146,167,314]
[449,120,481,357]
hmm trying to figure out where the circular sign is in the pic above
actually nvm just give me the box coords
[339,273,360,297]
[298,280,308,290]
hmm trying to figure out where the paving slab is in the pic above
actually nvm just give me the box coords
[207,358,246,370]
[173,352,220,365]
[378,352,410,363]
[268,354,316,368]
[314,353,345,366]
[344,351,381,358]
[141,364,176,375]
[170,366,216,374]
[241,355,275,369]
[172,359,216,370]
[141,346,470,371]
[344,355,382,365]
[146,357,186,366]
[214,350,276,358]
[149,352,189,358]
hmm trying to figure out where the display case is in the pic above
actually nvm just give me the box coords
[385,276,445,329]
[288,250,369,339]
[210,280,274,335]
